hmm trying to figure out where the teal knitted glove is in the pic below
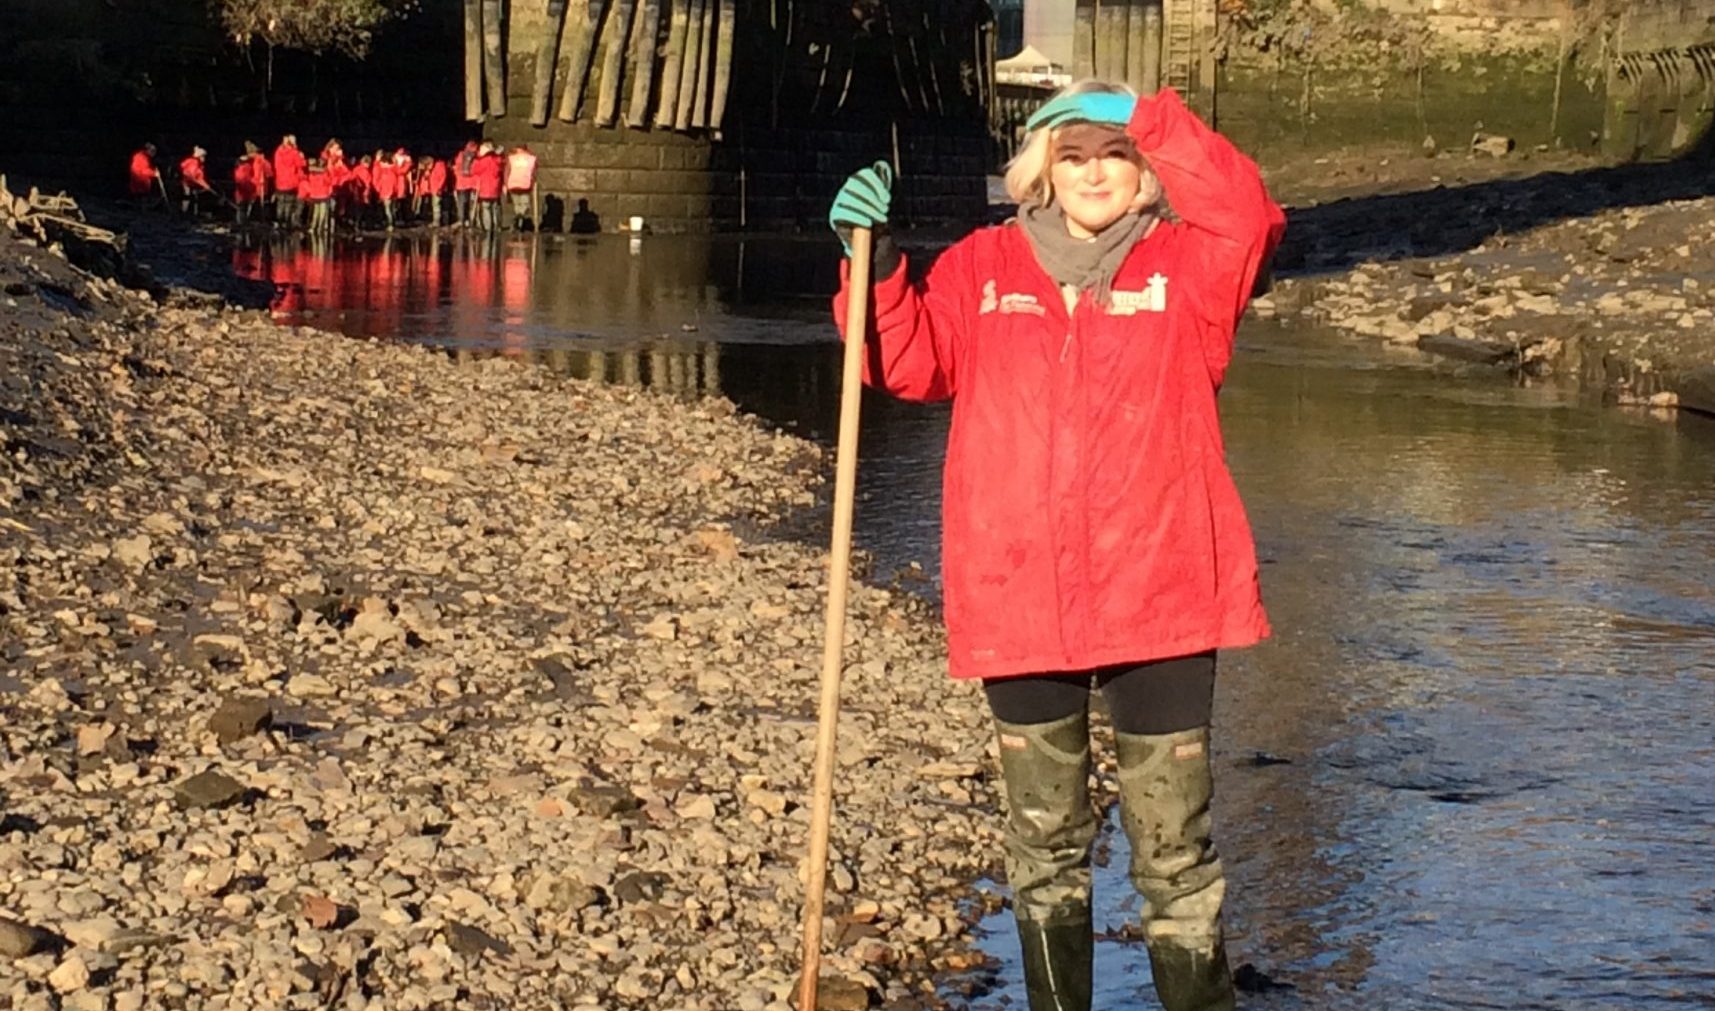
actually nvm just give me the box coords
[1025,92,1136,132]
[828,161,893,254]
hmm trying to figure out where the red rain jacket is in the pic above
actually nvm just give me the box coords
[128,150,158,195]
[372,161,400,201]
[505,149,538,193]
[422,161,449,196]
[473,152,504,200]
[454,144,479,192]
[350,163,374,203]
[234,154,271,202]
[300,170,333,202]
[179,156,210,193]
[273,143,306,193]
[833,89,1285,681]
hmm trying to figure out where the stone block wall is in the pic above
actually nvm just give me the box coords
[484,102,989,233]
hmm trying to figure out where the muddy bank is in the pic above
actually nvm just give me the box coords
[1264,160,1715,417]
[0,212,1001,1008]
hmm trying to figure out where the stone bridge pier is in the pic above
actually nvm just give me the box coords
[467,0,998,232]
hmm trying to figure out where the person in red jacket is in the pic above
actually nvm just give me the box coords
[504,143,539,231]
[471,141,504,233]
[417,155,449,227]
[178,147,214,216]
[127,144,160,201]
[346,154,376,229]
[272,134,307,228]
[301,159,334,235]
[321,140,351,225]
[452,140,479,228]
[233,141,272,225]
[372,152,401,230]
[830,81,1284,1011]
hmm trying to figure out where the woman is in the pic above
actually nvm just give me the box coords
[232,141,272,226]
[830,81,1284,1011]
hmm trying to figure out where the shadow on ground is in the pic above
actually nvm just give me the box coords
[1277,134,1715,276]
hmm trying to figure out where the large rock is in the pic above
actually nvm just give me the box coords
[1417,334,1515,366]
[0,916,62,958]
[172,770,247,810]
[1677,366,1715,417]
[206,697,272,744]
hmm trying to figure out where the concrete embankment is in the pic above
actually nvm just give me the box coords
[1262,162,1715,418]
[0,211,999,1009]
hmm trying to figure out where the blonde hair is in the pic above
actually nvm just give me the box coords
[1004,79,1161,211]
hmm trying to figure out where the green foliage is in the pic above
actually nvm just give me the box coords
[214,0,420,58]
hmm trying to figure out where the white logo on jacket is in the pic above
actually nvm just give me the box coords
[977,279,1047,317]
[1108,273,1169,315]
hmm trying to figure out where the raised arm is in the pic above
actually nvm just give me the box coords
[1127,89,1286,371]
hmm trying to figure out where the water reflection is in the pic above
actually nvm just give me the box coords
[230,231,865,433]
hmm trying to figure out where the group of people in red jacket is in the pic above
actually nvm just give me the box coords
[128,136,541,233]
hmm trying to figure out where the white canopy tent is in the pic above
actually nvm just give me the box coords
[995,44,1070,87]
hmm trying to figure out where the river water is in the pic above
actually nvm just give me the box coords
[233,231,1715,1010]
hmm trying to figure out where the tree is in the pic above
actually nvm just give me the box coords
[214,0,417,61]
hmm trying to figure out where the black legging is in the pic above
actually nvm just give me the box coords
[983,651,1216,735]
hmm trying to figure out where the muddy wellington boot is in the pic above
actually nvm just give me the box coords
[1114,727,1236,1011]
[995,712,1098,1011]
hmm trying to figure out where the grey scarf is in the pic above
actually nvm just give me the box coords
[1017,202,1153,308]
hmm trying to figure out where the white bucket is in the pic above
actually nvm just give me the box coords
[628,215,645,233]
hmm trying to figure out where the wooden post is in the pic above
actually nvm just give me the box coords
[557,0,610,122]
[1141,0,1163,94]
[654,0,693,128]
[674,0,707,129]
[481,0,507,117]
[626,0,661,126]
[464,0,484,121]
[533,0,570,125]
[708,0,736,133]
[594,0,638,126]
[1126,0,1147,91]
[1097,0,1126,81]
[690,0,718,127]
[1074,0,1096,79]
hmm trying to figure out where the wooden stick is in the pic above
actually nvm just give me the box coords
[482,0,507,117]
[533,0,570,125]
[464,0,484,121]
[796,224,871,1011]
[532,182,541,232]
[626,0,661,127]
[653,0,692,127]
[557,0,608,122]
[595,0,638,126]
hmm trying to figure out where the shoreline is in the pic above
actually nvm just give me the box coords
[1261,158,1715,418]
[1,202,1002,1009]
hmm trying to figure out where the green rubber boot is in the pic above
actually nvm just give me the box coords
[995,711,1097,1011]
[1114,727,1236,1011]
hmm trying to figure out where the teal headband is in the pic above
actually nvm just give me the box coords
[1025,92,1136,132]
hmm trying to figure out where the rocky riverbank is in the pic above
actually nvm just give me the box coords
[1262,161,1715,417]
[0,214,1004,1008]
